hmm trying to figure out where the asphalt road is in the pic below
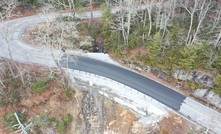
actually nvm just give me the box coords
[61,55,186,111]
[1,8,221,133]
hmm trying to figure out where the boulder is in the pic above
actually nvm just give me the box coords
[193,89,209,98]
[192,72,215,88]
[205,90,221,107]
[173,69,193,81]
[193,89,221,108]
[173,70,215,88]
[144,66,151,73]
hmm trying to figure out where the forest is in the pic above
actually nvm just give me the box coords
[59,0,221,96]
[0,0,221,133]
[97,0,221,95]
[1,0,221,99]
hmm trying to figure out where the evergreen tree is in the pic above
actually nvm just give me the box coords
[164,45,181,71]
[178,45,198,71]
[101,5,112,45]
[214,75,221,96]
[148,32,162,67]
[213,50,221,73]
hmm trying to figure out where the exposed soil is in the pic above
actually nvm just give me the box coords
[0,62,138,134]
[0,62,202,134]
[157,112,201,134]
[22,21,185,97]
[1,4,206,134]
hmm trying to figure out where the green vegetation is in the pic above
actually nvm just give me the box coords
[64,87,76,99]
[32,113,58,130]
[58,114,73,134]
[147,32,162,67]
[4,112,26,130]
[95,3,221,94]
[58,121,67,134]
[56,16,81,22]
[22,0,39,6]
[63,114,73,124]
[4,76,19,90]
[214,75,221,96]
[31,80,49,94]
[53,0,105,8]
[77,20,101,40]
[0,76,21,106]
[99,5,221,71]
[32,113,72,133]
[183,81,203,90]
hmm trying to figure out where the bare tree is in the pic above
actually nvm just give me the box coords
[170,0,177,19]
[144,0,153,38]
[214,29,221,49]
[0,0,27,85]
[211,8,221,32]
[114,0,138,46]
[30,14,78,87]
[191,0,212,44]
[155,0,163,31]
[181,0,198,45]
[211,4,221,48]
[0,0,17,63]
[162,0,175,38]
[0,59,7,96]
[90,0,93,23]
[50,0,76,18]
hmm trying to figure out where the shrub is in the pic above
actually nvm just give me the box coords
[56,16,81,22]
[4,76,19,90]
[213,87,221,97]
[31,80,49,94]
[63,114,73,125]
[23,0,38,6]
[128,35,142,50]
[215,75,221,87]
[58,121,66,134]
[11,91,21,105]
[57,114,73,134]
[49,117,58,125]
[183,81,203,90]
[64,87,76,99]
[214,75,221,96]
[0,91,21,107]
[4,112,26,130]
[0,97,8,106]
[33,114,59,130]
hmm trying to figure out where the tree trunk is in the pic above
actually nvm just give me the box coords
[215,29,221,49]
[182,0,198,45]
[90,0,93,22]
[191,0,211,44]
[146,0,153,37]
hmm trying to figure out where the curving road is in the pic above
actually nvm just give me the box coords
[0,9,221,133]
[60,56,186,111]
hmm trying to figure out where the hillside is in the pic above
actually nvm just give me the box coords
[0,0,221,133]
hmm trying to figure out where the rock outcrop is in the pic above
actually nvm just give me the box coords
[120,59,221,109]
[193,89,221,108]
[173,70,215,88]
